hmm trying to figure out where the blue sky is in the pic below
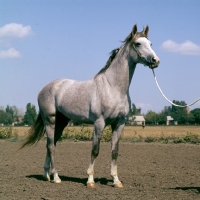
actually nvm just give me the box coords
[0,0,200,114]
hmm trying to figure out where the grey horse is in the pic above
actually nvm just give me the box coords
[21,24,160,188]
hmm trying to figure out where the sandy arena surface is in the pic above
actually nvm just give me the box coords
[0,140,200,199]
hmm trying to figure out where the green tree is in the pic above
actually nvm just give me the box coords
[156,112,166,125]
[0,105,24,125]
[131,103,137,115]
[23,103,37,125]
[190,108,200,124]
[156,106,172,125]
[187,112,195,124]
[4,112,13,125]
[0,111,13,125]
[171,100,188,124]
[0,110,5,124]
[127,103,137,117]
[0,106,14,125]
[162,106,172,116]
[145,110,157,125]
[5,105,14,122]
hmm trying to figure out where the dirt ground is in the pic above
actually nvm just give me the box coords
[0,140,200,200]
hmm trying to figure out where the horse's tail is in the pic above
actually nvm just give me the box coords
[20,112,45,149]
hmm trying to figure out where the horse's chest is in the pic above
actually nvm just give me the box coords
[104,97,129,119]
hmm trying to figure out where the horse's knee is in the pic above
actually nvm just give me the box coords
[46,142,55,153]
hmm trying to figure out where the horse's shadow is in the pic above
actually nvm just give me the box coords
[169,186,200,194]
[26,174,112,186]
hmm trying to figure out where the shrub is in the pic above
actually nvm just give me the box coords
[0,127,12,139]
[101,126,112,142]
[173,132,200,144]
[183,132,200,144]
[173,137,186,144]
[158,137,169,144]
[0,127,18,140]
[60,126,93,142]
[145,137,154,143]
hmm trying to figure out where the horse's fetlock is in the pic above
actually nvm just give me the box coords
[87,168,94,175]
[52,168,57,174]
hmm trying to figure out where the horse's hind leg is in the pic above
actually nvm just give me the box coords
[54,111,70,145]
[43,112,69,183]
[43,150,51,181]
[44,123,62,183]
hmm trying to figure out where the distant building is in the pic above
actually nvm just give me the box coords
[166,116,178,125]
[166,116,174,125]
[127,115,145,126]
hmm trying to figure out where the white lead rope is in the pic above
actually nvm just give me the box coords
[152,69,200,107]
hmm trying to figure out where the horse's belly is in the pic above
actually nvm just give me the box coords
[57,102,94,124]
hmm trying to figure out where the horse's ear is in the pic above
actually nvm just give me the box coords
[132,24,137,37]
[144,25,149,37]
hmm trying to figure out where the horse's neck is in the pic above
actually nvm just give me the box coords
[104,45,136,95]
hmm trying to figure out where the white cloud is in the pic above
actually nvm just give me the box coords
[0,23,32,38]
[0,23,32,59]
[161,40,200,55]
[0,48,21,59]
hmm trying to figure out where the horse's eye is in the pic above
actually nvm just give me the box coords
[135,42,141,47]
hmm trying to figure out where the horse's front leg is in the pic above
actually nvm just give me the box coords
[87,119,105,188]
[111,122,125,188]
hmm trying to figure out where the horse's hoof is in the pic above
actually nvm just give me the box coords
[87,182,96,188]
[114,182,123,188]
[43,176,50,182]
[53,179,61,183]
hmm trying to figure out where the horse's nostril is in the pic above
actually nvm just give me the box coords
[152,57,156,63]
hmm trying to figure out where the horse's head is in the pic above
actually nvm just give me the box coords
[127,24,160,69]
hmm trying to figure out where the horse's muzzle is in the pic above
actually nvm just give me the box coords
[149,64,159,69]
[149,56,160,69]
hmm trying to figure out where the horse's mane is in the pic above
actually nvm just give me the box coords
[95,48,120,78]
[94,29,146,78]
